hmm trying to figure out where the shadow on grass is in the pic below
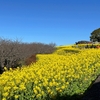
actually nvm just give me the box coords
[82,82,100,100]
[57,94,83,100]
[57,80,100,100]
[58,75,100,100]
[82,75,100,100]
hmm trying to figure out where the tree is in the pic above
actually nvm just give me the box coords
[0,38,56,74]
[0,38,24,73]
[90,28,100,42]
[75,40,92,44]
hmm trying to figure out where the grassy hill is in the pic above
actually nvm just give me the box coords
[0,44,100,100]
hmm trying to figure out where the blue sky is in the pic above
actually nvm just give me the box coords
[0,0,100,46]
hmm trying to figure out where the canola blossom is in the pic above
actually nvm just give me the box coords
[0,46,100,100]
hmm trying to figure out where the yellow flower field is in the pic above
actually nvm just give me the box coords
[0,46,100,100]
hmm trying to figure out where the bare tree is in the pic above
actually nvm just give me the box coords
[0,38,56,74]
[0,38,23,73]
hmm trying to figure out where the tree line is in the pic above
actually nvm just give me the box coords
[0,38,56,74]
[76,28,100,44]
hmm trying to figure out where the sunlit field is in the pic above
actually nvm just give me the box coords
[1,44,100,100]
